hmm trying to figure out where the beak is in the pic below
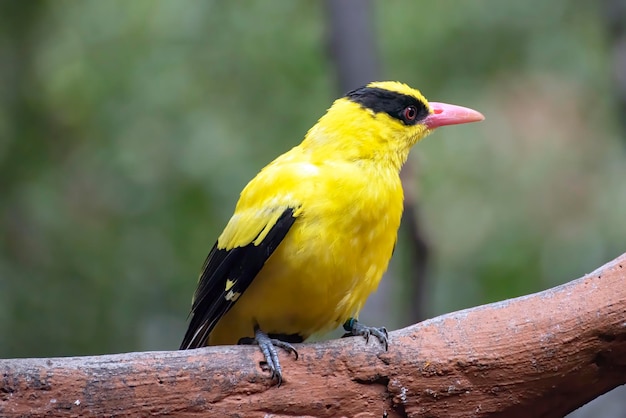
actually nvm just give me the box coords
[423,102,485,129]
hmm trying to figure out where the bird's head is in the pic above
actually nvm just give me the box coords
[303,81,484,169]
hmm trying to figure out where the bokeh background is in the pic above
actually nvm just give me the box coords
[1,1,625,415]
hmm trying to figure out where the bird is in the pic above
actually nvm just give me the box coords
[180,81,484,385]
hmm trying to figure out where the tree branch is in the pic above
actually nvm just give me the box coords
[2,253,625,418]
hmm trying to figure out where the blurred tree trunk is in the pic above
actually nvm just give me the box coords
[604,0,626,140]
[398,161,430,323]
[324,0,430,327]
[0,2,51,194]
[325,0,379,90]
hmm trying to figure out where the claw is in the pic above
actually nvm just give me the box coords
[342,318,389,351]
[238,326,299,386]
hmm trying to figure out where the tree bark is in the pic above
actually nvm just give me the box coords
[1,253,625,418]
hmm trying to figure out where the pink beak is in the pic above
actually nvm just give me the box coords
[423,102,485,129]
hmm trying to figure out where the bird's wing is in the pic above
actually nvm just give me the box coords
[180,205,299,349]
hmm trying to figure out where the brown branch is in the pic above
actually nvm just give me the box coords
[2,253,625,418]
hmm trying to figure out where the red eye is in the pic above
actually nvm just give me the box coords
[403,106,417,121]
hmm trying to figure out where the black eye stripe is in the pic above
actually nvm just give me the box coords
[345,86,429,126]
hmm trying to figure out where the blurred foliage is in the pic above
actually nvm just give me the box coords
[0,0,624,358]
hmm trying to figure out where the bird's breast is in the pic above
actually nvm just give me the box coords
[209,161,404,343]
[268,163,403,329]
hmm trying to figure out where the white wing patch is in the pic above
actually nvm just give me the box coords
[225,290,241,302]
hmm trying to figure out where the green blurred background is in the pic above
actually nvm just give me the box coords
[1,0,624,371]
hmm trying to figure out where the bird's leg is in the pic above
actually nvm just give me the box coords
[342,317,389,350]
[238,326,299,386]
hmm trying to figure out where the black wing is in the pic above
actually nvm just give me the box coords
[180,207,297,349]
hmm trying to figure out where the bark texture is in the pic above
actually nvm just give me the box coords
[1,253,625,418]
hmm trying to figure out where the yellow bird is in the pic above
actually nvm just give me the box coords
[180,81,483,384]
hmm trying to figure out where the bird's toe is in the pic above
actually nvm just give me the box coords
[343,318,389,351]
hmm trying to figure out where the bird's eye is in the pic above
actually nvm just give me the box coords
[403,106,417,122]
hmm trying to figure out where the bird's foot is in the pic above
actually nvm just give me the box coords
[342,318,389,351]
[238,327,299,386]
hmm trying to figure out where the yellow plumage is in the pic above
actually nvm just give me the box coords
[181,81,484,383]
